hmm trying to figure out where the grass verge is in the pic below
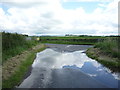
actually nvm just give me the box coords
[86,48,120,72]
[2,32,40,63]
[2,44,46,88]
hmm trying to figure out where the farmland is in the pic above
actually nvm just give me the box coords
[40,36,106,45]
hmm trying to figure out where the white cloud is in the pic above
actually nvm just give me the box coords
[63,0,114,2]
[0,0,119,36]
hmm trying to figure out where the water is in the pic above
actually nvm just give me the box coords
[19,44,119,88]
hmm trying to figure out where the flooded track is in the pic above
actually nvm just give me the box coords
[19,44,119,88]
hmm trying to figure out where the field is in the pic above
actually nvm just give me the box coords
[40,36,105,45]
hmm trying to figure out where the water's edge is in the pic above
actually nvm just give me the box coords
[19,44,119,88]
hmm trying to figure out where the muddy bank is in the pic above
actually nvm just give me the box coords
[86,47,120,72]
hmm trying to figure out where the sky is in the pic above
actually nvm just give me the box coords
[0,0,119,36]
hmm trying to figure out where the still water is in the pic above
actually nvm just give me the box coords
[19,44,119,88]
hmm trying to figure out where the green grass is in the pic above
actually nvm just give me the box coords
[2,32,45,88]
[94,37,120,58]
[2,47,46,88]
[2,40,38,63]
[41,40,95,45]
[40,36,105,39]
[86,48,120,72]
[40,36,106,45]
[2,32,39,63]
[86,37,120,72]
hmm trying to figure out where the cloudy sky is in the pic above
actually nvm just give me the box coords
[0,0,119,36]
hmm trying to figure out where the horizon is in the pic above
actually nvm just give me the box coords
[1,31,119,37]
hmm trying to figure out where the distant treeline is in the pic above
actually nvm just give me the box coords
[2,32,39,63]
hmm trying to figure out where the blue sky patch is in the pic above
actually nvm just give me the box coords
[62,2,109,13]
[0,3,10,14]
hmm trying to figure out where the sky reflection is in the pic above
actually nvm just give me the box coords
[32,46,119,88]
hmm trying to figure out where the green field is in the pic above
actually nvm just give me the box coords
[40,36,105,39]
[40,36,106,45]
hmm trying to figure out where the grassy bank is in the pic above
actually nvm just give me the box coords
[86,37,120,72]
[2,44,46,88]
[40,36,105,45]
[2,32,46,88]
[2,32,39,63]
[95,37,119,58]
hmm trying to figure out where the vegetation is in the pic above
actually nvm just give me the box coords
[40,36,105,39]
[2,45,46,88]
[2,32,46,88]
[2,32,39,63]
[41,40,96,45]
[2,52,36,88]
[86,37,120,72]
[94,37,119,58]
[40,36,105,45]
[2,31,119,88]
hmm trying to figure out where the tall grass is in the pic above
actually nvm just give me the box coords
[94,37,119,58]
[2,32,39,63]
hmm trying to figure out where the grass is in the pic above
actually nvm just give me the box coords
[2,32,39,63]
[40,36,106,45]
[86,37,120,72]
[2,32,46,88]
[94,37,119,58]
[41,40,95,45]
[2,46,46,88]
[87,50,120,72]
[40,36,105,39]
[2,40,38,63]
